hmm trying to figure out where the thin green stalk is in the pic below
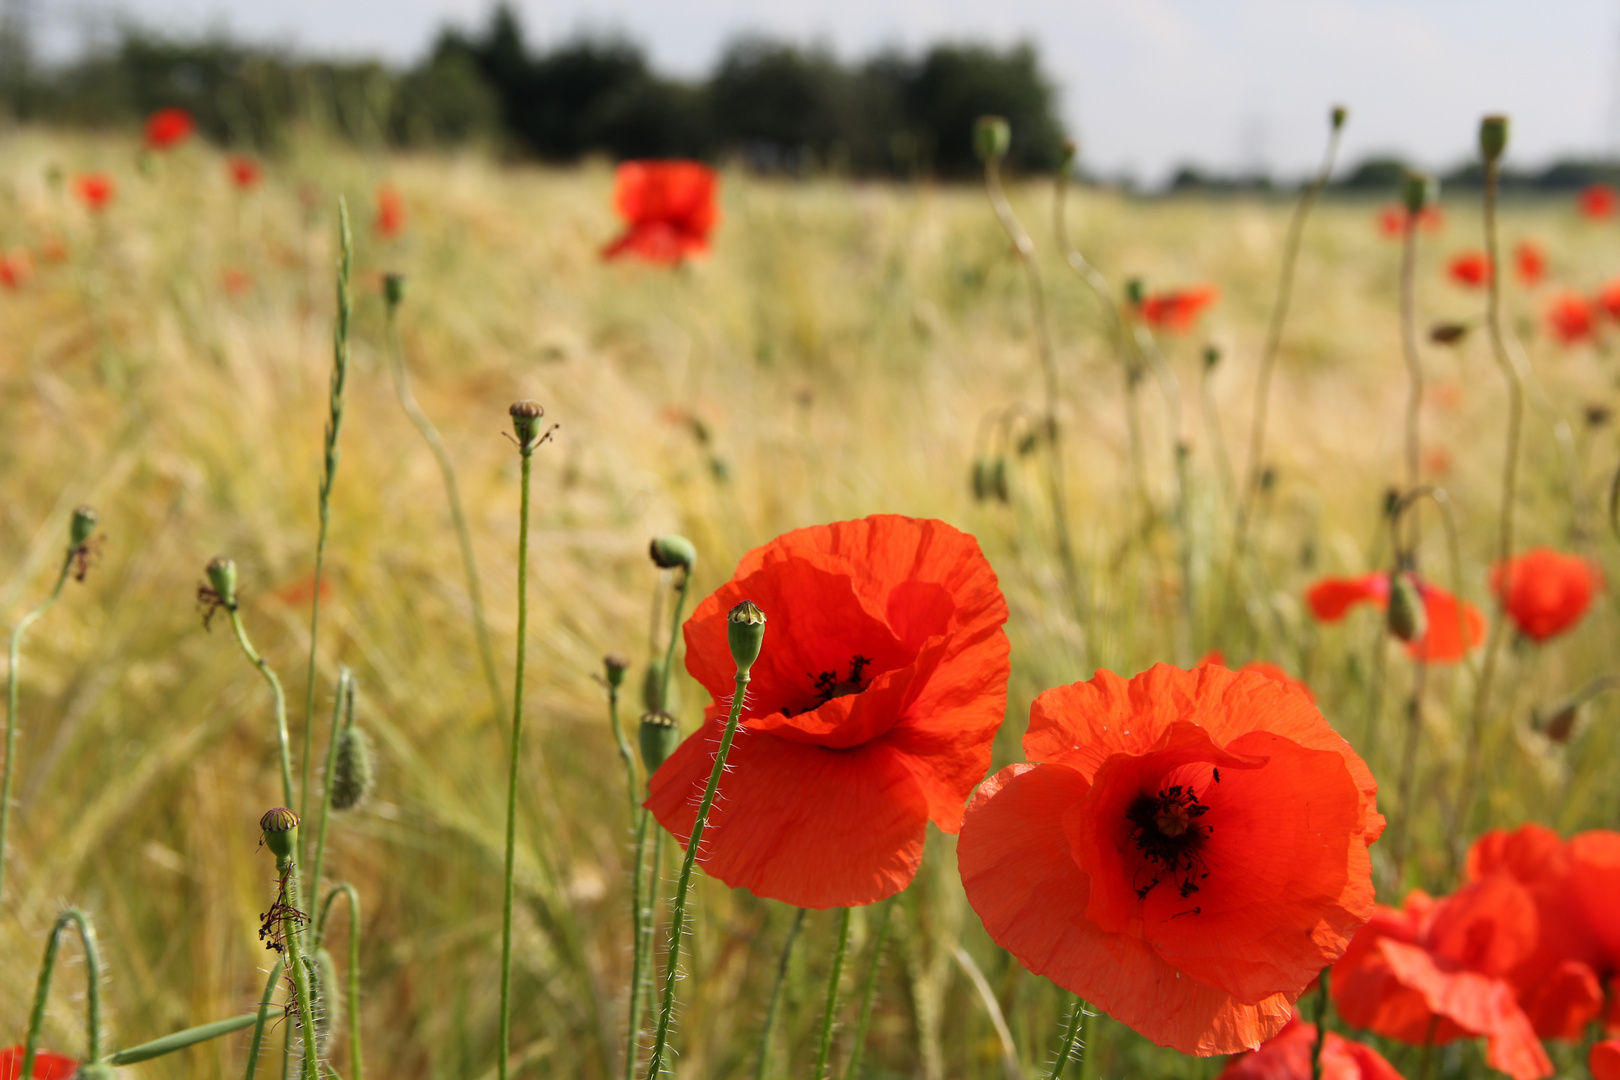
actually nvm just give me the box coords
[624,808,654,1080]
[756,907,807,1080]
[23,907,102,1075]
[243,958,287,1080]
[109,1014,264,1066]
[308,670,353,912]
[318,883,364,1080]
[227,605,295,809]
[276,855,320,1080]
[1046,997,1086,1080]
[645,661,754,1078]
[814,907,854,1080]
[2,549,73,908]
[1077,1008,1099,1080]
[300,198,353,836]
[841,896,896,1080]
[1309,971,1330,1080]
[609,679,637,827]
[385,295,504,723]
[657,572,692,715]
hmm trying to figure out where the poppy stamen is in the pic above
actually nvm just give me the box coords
[1127,784,1212,902]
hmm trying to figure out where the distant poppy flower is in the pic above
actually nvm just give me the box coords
[602,160,719,265]
[375,184,405,238]
[960,664,1381,1055]
[1138,286,1219,332]
[1490,548,1600,642]
[1426,380,1464,411]
[0,1047,79,1079]
[1195,651,1313,702]
[1597,280,1620,322]
[228,155,262,190]
[1546,294,1598,345]
[1305,572,1484,663]
[646,515,1010,909]
[1331,883,1554,1080]
[1514,241,1546,286]
[0,251,30,290]
[1579,183,1618,221]
[1217,1011,1403,1080]
[73,174,115,211]
[144,107,195,150]
[1377,205,1444,238]
[222,268,252,296]
[1423,447,1453,477]
[272,573,333,608]
[1447,252,1492,288]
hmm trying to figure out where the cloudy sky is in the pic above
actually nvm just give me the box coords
[35,0,1620,183]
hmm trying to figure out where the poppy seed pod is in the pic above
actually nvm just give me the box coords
[1480,115,1509,162]
[206,556,238,608]
[70,505,98,546]
[330,725,375,811]
[260,807,299,861]
[1331,104,1348,130]
[648,535,697,573]
[603,653,630,689]
[727,600,767,670]
[1387,573,1428,644]
[1403,172,1437,215]
[383,273,405,310]
[508,400,546,448]
[639,711,680,773]
[974,116,1010,163]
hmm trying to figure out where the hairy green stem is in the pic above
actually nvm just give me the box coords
[23,907,102,1075]
[109,1014,263,1067]
[609,681,637,828]
[318,883,364,1080]
[841,896,896,1080]
[755,907,807,1080]
[243,958,287,1080]
[1046,997,1086,1080]
[1309,971,1330,1080]
[814,907,854,1080]
[657,571,692,716]
[624,808,654,1080]
[227,606,296,810]
[308,670,353,914]
[276,856,320,1080]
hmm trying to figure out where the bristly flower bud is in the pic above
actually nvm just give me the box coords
[330,725,375,811]
[508,400,549,451]
[648,535,697,573]
[1429,322,1470,346]
[974,116,1011,163]
[727,600,766,671]
[1331,105,1348,131]
[1479,115,1509,163]
[641,657,681,715]
[206,556,238,608]
[1387,573,1427,644]
[260,807,299,861]
[70,505,98,546]
[604,653,630,689]
[639,711,680,774]
[383,273,405,310]
[1402,171,1437,215]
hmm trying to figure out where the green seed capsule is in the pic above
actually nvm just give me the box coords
[648,535,697,572]
[206,555,238,608]
[639,711,680,774]
[260,808,299,861]
[70,505,98,546]
[727,600,767,671]
[331,725,375,812]
[603,653,630,689]
[508,400,547,449]
[1479,115,1509,162]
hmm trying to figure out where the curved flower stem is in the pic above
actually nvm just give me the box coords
[1309,969,1330,1080]
[624,808,654,1080]
[243,957,287,1080]
[275,855,320,1080]
[308,669,353,915]
[2,549,72,909]
[841,896,895,1080]
[609,679,637,828]
[657,571,692,715]
[755,906,807,1080]
[317,883,364,1080]
[813,907,854,1080]
[644,665,752,1078]
[952,946,1021,1079]
[23,907,102,1075]
[226,606,296,810]
[1045,997,1086,1080]
[385,301,504,724]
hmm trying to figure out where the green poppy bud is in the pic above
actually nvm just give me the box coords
[508,400,547,449]
[330,725,375,811]
[727,600,766,671]
[642,658,681,715]
[639,711,680,774]
[1331,105,1348,131]
[1479,115,1509,162]
[206,555,238,608]
[974,116,1011,163]
[648,535,697,573]
[1387,573,1427,644]
[260,807,299,861]
[70,505,98,546]
[603,653,630,689]
[1402,171,1437,215]
[383,273,405,310]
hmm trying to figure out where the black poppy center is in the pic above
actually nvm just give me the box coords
[781,654,875,717]
[1126,784,1212,904]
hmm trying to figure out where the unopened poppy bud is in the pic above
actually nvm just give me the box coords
[1203,345,1221,370]
[1330,105,1348,130]
[508,400,546,449]
[1430,322,1470,346]
[604,653,630,689]
[648,535,697,573]
[727,600,767,671]
[1479,115,1509,162]
[1402,172,1437,214]
[1387,573,1427,644]
[330,725,375,811]
[641,658,681,715]
[639,711,680,773]
[991,458,1009,503]
[1537,700,1581,743]
[383,273,405,310]
[974,116,1011,163]
[971,458,993,501]
[206,556,238,608]
[260,807,299,861]
[70,505,98,546]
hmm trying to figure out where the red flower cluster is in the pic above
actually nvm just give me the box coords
[1579,183,1618,220]
[144,107,195,150]
[0,1047,77,1079]
[228,155,262,190]
[1377,205,1444,238]
[73,174,115,212]
[602,160,719,264]
[1447,251,1492,288]
[1306,572,1484,662]
[1138,286,1219,332]
[959,664,1381,1055]
[1217,1011,1401,1080]
[1490,548,1600,642]
[375,184,406,238]
[1514,240,1546,286]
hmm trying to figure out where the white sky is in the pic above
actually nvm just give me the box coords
[31,0,1620,183]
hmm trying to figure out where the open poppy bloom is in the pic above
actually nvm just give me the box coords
[228,155,262,190]
[375,184,405,238]
[144,107,195,150]
[1546,294,1598,345]
[1593,1040,1620,1080]
[1514,241,1546,286]
[1305,572,1484,663]
[0,1047,78,1079]
[602,160,719,265]
[1447,252,1492,288]
[1196,650,1313,702]
[646,515,1010,909]
[1138,286,1219,332]
[1490,548,1600,642]
[960,664,1381,1055]
[73,174,115,212]
[1579,183,1618,221]
[1331,882,1554,1080]
[1217,1010,1403,1080]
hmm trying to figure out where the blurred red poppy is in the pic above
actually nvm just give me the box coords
[1546,294,1598,345]
[228,155,262,190]
[144,107,195,150]
[375,184,405,238]
[1217,1011,1403,1080]
[272,573,333,608]
[1593,1040,1620,1080]
[73,174,115,211]
[647,515,1010,909]
[1514,241,1546,286]
[602,160,719,264]
[222,268,252,296]
[1597,281,1620,322]
[1579,183,1618,221]
[1490,548,1600,642]
[1447,252,1491,288]
[1138,286,1218,332]
[960,664,1381,1056]
[1331,884,1554,1080]
[0,1047,78,1080]
[0,251,31,290]
[1569,831,1620,991]
[1305,572,1484,663]
[1195,651,1313,702]
[1377,205,1444,238]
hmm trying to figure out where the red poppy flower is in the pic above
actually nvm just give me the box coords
[959,664,1381,1055]
[1138,285,1219,332]
[602,160,719,265]
[144,107,195,150]
[73,174,115,211]
[1569,831,1620,982]
[222,268,252,296]
[1377,205,1444,238]
[0,1047,78,1080]
[1217,1010,1403,1080]
[1447,252,1492,288]
[1304,572,1484,663]
[646,515,1010,909]
[1593,1040,1620,1080]
[1598,280,1620,322]
[228,155,262,190]
[1196,651,1313,702]
[1579,184,1618,221]
[375,184,405,238]
[1489,548,1600,642]
[1546,294,1598,345]
[1514,241,1546,286]
[1330,883,1554,1080]
[0,251,30,291]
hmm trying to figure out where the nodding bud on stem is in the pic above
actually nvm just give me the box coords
[70,505,98,546]
[727,600,766,671]
[991,458,1009,503]
[1330,105,1348,131]
[330,726,375,811]
[1387,573,1427,644]
[603,653,630,689]
[648,535,697,573]
[508,399,547,450]
[1402,172,1437,215]
[206,556,238,608]
[383,273,405,310]
[1479,115,1509,163]
[260,807,299,861]
[974,116,1011,163]
[639,711,679,774]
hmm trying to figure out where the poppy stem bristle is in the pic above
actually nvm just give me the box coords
[812,907,854,1080]
[272,850,321,1080]
[754,907,807,1080]
[22,908,102,1076]
[307,669,353,926]
[1045,996,1087,1080]
[840,894,896,1080]
[315,882,364,1080]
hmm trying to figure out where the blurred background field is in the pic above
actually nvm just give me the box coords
[1,118,1618,1077]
